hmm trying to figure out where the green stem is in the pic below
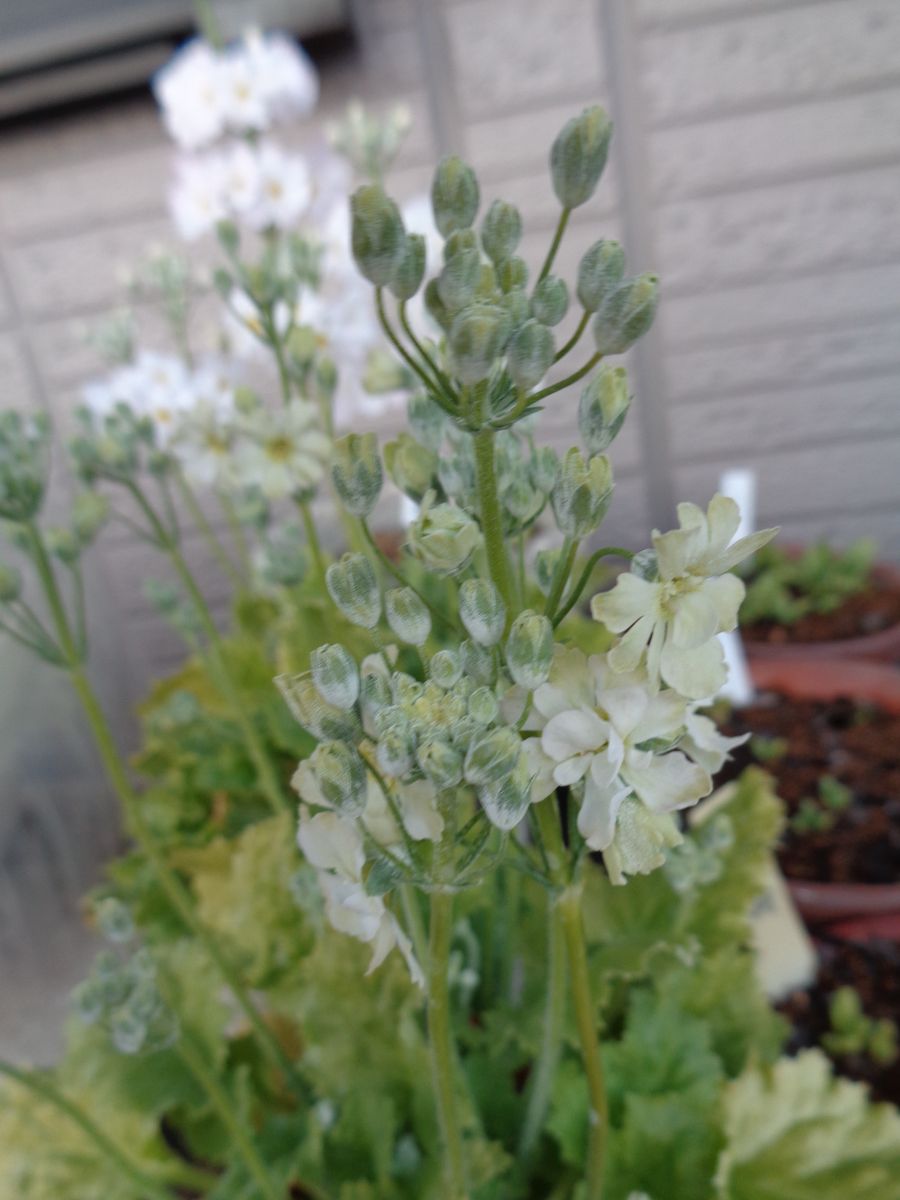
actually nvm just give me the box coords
[529,352,602,406]
[0,1060,175,1200]
[398,301,459,405]
[219,492,253,577]
[129,483,288,816]
[537,207,571,283]
[428,889,469,1200]
[472,427,515,616]
[175,1035,282,1200]
[552,547,633,628]
[554,310,590,362]
[518,902,566,1161]
[298,498,327,579]
[544,537,578,621]
[375,289,458,417]
[175,469,243,586]
[400,884,429,968]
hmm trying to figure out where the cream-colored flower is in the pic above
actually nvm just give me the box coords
[591,494,777,699]
[233,400,330,499]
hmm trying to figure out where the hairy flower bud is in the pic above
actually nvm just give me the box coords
[469,686,499,727]
[417,738,463,789]
[437,247,481,313]
[576,239,625,313]
[443,229,479,261]
[311,740,368,816]
[0,562,21,603]
[460,637,494,685]
[311,643,360,711]
[530,446,560,494]
[449,303,512,385]
[72,491,110,545]
[351,184,406,286]
[480,754,533,831]
[593,273,659,355]
[507,319,555,390]
[332,432,383,517]
[408,393,447,452]
[0,410,50,522]
[408,493,481,573]
[500,286,532,333]
[464,726,522,787]
[506,610,554,690]
[326,553,381,628]
[481,199,522,264]
[385,587,431,646]
[550,105,613,209]
[531,275,569,327]
[46,527,81,564]
[535,548,561,596]
[578,365,631,454]
[497,256,529,293]
[459,578,506,646]
[430,648,463,689]
[424,279,453,331]
[384,433,437,502]
[377,726,415,778]
[389,233,426,301]
[431,155,480,237]
[551,448,614,537]
[277,672,361,741]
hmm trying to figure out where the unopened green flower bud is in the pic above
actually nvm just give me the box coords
[389,233,426,300]
[316,356,338,400]
[576,239,625,313]
[480,754,532,831]
[377,726,414,778]
[332,432,383,517]
[384,433,437,502]
[0,562,21,603]
[449,303,512,385]
[385,587,431,646]
[408,493,481,573]
[506,610,554,690]
[469,686,499,726]
[408,393,447,452]
[578,365,631,454]
[593,273,659,355]
[432,156,479,237]
[111,1008,148,1056]
[503,478,542,524]
[500,286,532,332]
[311,740,368,816]
[0,410,50,522]
[460,638,494,685]
[464,726,521,787]
[444,229,479,260]
[550,105,613,209]
[417,738,463,789]
[424,279,453,331]
[277,672,361,741]
[475,262,497,300]
[551,449,614,537]
[481,199,522,264]
[535,548,560,596]
[531,276,569,327]
[438,247,481,313]
[72,492,109,545]
[351,184,406,286]
[360,661,391,712]
[326,553,382,628]
[285,325,318,367]
[311,643,360,711]
[363,347,410,394]
[530,446,560,494]
[459,578,506,646]
[95,898,134,944]
[430,648,462,689]
[497,256,529,293]
[45,526,80,564]
[507,319,555,390]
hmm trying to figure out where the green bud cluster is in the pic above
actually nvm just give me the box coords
[551,448,614,537]
[73,944,177,1057]
[0,410,51,522]
[407,492,481,574]
[332,433,383,517]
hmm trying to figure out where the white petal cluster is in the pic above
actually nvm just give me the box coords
[524,644,746,884]
[231,400,331,500]
[153,30,318,150]
[591,494,778,699]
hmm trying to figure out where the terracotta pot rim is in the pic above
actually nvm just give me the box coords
[742,558,900,663]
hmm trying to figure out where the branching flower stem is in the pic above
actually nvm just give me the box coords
[374,289,459,418]
[518,902,566,1162]
[554,310,590,362]
[473,427,516,617]
[552,546,633,628]
[537,206,571,283]
[174,467,244,586]
[428,887,469,1200]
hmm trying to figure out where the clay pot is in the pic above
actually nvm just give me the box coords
[749,657,900,939]
[743,557,900,664]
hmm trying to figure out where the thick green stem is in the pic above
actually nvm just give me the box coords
[518,902,566,1161]
[537,207,571,283]
[428,889,469,1200]
[473,427,515,616]
[175,1035,282,1200]
[0,1060,174,1200]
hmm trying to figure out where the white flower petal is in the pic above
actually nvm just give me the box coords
[622,750,711,815]
[660,637,727,700]
[699,573,745,634]
[671,588,720,649]
[577,772,629,850]
[591,574,660,632]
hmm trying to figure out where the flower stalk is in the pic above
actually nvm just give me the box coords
[427,888,469,1200]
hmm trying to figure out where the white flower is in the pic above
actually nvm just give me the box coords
[153,39,226,150]
[591,494,778,699]
[681,707,748,776]
[220,140,263,220]
[232,400,330,499]
[526,647,714,882]
[297,808,423,985]
[169,151,228,240]
[219,45,269,134]
[245,141,312,232]
[242,28,318,120]
[169,362,237,488]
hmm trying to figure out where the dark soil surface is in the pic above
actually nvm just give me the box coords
[720,693,900,884]
[742,576,900,645]
[778,936,900,1105]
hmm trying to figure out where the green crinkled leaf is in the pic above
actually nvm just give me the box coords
[547,1055,590,1167]
[175,813,314,987]
[715,1050,900,1200]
